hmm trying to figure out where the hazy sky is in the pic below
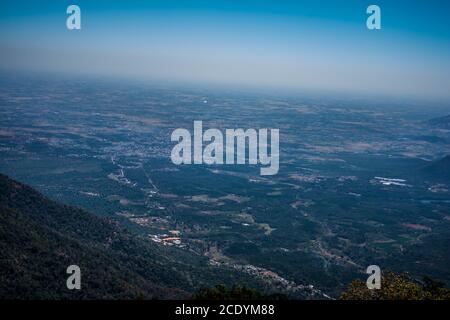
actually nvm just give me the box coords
[1,0,450,100]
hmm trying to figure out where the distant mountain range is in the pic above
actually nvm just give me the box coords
[420,155,450,180]
[0,174,260,299]
[428,115,450,129]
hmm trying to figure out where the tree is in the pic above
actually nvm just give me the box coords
[341,270,450,300]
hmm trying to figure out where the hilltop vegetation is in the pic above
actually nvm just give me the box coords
[194,271,450,300]
[341,270,450,300]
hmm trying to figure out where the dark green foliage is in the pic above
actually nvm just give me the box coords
[0,173,190,299]
[340,270,450,300]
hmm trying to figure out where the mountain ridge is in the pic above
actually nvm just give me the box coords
[428,115,450,129]
[420,155,450,180]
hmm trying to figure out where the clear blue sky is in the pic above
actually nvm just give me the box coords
[1,0,449,100]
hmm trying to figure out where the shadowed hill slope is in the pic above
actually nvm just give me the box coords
[0,174,260,299]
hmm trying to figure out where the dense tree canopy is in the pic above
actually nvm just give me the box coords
[341,270,450,300]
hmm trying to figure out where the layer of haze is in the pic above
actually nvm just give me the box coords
[1,0,449,100]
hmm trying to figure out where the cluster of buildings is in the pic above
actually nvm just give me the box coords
[149,230,184,247]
